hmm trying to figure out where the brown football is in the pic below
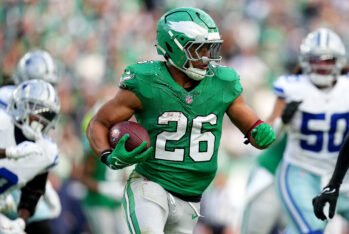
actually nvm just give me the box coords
[109,121,150,151]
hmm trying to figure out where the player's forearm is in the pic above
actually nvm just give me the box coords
[18,209,31,222]
[87,119,112,155]
[329,135,349,186]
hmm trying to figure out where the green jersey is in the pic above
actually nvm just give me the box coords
[120,61,242,197]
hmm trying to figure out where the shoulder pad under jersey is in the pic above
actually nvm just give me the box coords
[125,61,162,76]
[213,65,240,82]
[273,74,303,98]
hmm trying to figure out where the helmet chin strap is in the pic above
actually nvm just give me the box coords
[184,62,207,81]
[167,58,206,81]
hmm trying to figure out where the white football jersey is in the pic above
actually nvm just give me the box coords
[0,109,58,195]
[274,74,349,183]
[0,85,15,110]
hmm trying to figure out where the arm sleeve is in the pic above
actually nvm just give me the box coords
[329,134,349,186]
[18,172,48,217]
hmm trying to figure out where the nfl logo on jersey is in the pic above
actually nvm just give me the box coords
[185,95,193,104]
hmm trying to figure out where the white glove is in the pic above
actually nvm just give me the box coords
[21,122,43,141]
[0,214,26,234]
[5,141,43,159]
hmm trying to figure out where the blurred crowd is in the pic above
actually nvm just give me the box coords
[1,0,349,233]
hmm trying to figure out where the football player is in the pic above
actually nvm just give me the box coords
[0,79,60,233]
[87,7,275,234]
[0,49,58,109]
[240,82,303,234]
[313,130,349,221]
[241,136,288,234]
[271,28,349,233]
[0,50,61,233]
[80,101,129,234]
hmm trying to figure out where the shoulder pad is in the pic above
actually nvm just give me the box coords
[125,61,161,76]
[213,65,240,81]
[273,74,304,98]
[279,74,302,83]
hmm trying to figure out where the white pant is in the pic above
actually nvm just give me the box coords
[241,167,287,234]
[122,171,201,234]
[84,205,128,234]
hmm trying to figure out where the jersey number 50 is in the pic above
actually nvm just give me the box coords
[301,112,349,152]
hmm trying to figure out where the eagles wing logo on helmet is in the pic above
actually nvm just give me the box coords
[168,21,221,41]
[168,21,209,40]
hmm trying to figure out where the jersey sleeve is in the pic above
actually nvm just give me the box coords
[273,74,305,101]
[214,65,243,103]
[273,75,289,99]
[119,66,138,93]
[118,63,155,100]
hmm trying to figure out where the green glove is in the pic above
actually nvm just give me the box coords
[101,134,154,170]
[249,122,275,148]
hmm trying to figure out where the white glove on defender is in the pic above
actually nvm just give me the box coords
[0,214,25,234]
[5,141,43,159]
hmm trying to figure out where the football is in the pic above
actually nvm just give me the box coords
[109,121,151,151]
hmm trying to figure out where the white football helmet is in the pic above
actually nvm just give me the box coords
[14,50,59,85]
[299,28,347,88]
[8,79,60,140]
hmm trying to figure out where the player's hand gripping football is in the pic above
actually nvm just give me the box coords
[312,184,339,221]
[281,100,302,124]
[101,134,154,170]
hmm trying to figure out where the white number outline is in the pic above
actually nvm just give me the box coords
[155,112,217,162]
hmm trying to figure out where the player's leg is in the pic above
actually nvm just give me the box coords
[122,171,169,234]
[241,166,284,234]
[276,162,326,234]
[85,205,128,234]
[241,183,286,233]
[165,195,200,234]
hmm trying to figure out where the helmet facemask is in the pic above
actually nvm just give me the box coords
[8,80,60,140]
[182,41,222,80]
[156,8,223,81]
[299,28,347,88]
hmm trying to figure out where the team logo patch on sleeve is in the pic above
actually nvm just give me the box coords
[119,71,135,87]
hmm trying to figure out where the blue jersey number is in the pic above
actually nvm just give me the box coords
[300,112,349,152]
[0,168,18,194]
